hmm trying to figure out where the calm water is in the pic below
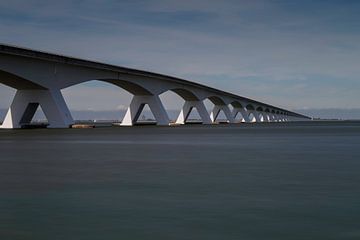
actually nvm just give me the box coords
[0,121,360,240]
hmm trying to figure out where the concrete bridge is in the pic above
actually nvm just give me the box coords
[0,44,310,128]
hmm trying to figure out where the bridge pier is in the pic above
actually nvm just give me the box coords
[267,113,272,122]
[250,111,261,122]
[265,114,270,122]
[210,105,235,123]
[269,114,275,122]
[262,113,269,122]
[271,113,278,122]
[232,108,251,123]
[176,100,212,124]
[0,89,74,129]
[270,114,277,122]
[270,114,276,122]
[121,95,170,126]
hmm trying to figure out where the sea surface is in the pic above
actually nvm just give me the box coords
[0,121,359,240]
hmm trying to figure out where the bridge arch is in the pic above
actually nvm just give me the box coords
[248,112,256,122]
[170,88,199,101]
[262,108,271,121]
[61,80,134,120]
[246,104,255,111]
[158,88,205,124]
[257,112,265,122]
[256,106,264,112]
[230,101,246,122]
[207,96,226,105]
[158,88,198,121]
[62,79,171,125]
[231,101,243,109]
[206,96,235,123]
[61,75,174,125]
[0,69,46,90]
[101,79,153,95]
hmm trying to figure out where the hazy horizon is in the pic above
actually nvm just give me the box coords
[1,108,360,122]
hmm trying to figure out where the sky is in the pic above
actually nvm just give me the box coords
[0,0,360,119]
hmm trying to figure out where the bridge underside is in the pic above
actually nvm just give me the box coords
[0,44,311,129]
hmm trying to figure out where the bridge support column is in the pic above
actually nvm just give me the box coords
[265,112,272,122]
[232,108,251,123]
[266,113,271,122]
[275,114,282,122]
[176,101,212,124]
[251,111,261,122]
[271,114,277,122]
[262,113,269,122]
[121,95,170,126]
[269,114,277,122]
[0,89,74,129]
[210,105,235,123]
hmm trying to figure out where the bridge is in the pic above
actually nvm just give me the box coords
[0,44,310,128]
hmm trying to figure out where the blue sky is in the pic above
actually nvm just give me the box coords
[0,0,359,116]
